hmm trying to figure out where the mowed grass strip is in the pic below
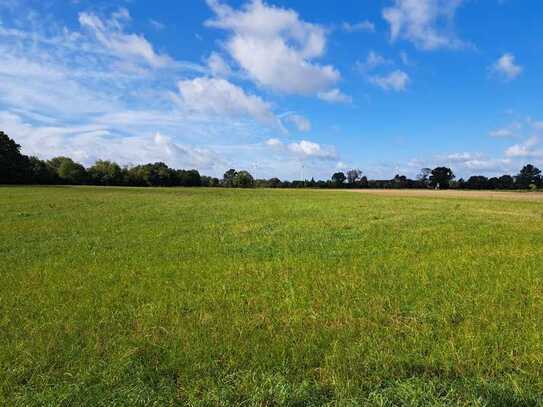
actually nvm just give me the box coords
[1,186,543,405]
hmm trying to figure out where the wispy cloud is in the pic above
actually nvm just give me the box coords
[342,20,375,33]
[369,70,410,92]
[383,0,467,50]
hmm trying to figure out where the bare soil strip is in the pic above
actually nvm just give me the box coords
[342,189,543,201]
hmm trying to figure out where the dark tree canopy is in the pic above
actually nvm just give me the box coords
[222,169,237,187]
[517,165,542,188]
[233,170,255,188]
[417,168,432,187]
[346,169,362,184]
[430,167,455,189]
[89,160,123,186]
[0,131,30,184]
[1,131,543,191]
[331,172,346,186]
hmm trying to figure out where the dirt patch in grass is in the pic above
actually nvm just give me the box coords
[341,189,543,201]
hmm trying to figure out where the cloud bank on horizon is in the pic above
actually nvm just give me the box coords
[0,0,541,179]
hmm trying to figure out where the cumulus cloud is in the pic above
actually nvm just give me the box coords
[491,53,522,81]
[369,70,410,91]
[382,0,466,50]
[505,137,542,158]
[0,4,342,180]
[429,151,513,174]
[174,77,280,128]
[0,111,222,171]
[205,0,340,95]
[79,8,173,68]
[317,89,352,104]
[265,138,337,160]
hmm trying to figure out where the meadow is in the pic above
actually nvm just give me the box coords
[1,186,543,406]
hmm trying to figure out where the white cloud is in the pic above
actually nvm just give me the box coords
[505,137,542,158]
[207,52,232,77]
[284,114,311,132]
[266,138,337,160]
[382,0,466,50]
[1,5,341,180]
[369,70,409,91]
[342,21,375,33]
[149,19,165,31]
[0,111,223,171]
[317,88,352,104]
[489,128,515,138]
[491,53,522,81]
[265,138,282,147]
[446,152,482,163]
[356,51,391,72]
[79,9,172,68]
[205,0,340,95]
[174,77,280,128]
[431,151,514,175]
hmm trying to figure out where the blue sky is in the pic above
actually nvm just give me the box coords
[1,0,542,180]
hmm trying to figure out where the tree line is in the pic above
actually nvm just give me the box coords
[1,131,542,190]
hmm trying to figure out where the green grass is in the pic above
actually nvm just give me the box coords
[1,186,543,406]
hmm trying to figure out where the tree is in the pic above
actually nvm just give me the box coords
[47,157,87,184]
[57,159,87,184]
[430,167,455,189]
[466,176,489,190]
[28,156,57,184]
[331,172,346,186]
[417,168,432,188]
[0,131,30,184]
[233,170,255,188]
[517,164,541,188]
[88,160,122,185]
[127,162,173,186]
[497,175,514,190]
[346,169,362,185]
[392,174,408,189]
[268,177,282,188]
[177,169,201,187]
[222,169,237,187]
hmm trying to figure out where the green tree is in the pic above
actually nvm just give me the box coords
[128,162,173,186]
[56,159,87,184]
[417,168,432,188]
[430,167,455,189]
[28,156,57,184]
[0,131,30,184]
[88,160,122,185]
[497,175,514,190]
[346,169,362,185]
[233,170,255,188]
[517,164,541,188]
[176,169,201,187]
[331,172,346,187]
[222,169,237,187]
[268,177,282,188]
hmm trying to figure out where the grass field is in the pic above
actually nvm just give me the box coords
[2,186,543,405]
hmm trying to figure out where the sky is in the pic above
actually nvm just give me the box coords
[1,0,542,180]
